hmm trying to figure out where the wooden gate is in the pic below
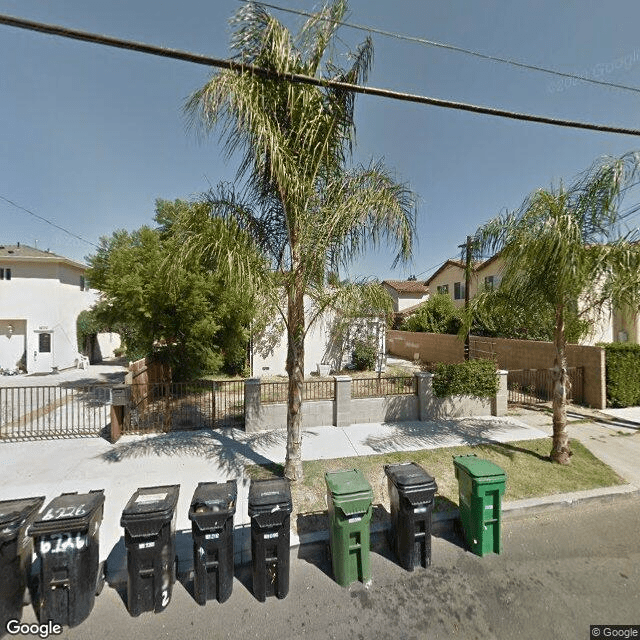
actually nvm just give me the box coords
[507,367,584,405]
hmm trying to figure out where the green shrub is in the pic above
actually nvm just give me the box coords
[352,338,377,371]
[432,359,498,398]
[601,342,640,407]
[401,294,462,334]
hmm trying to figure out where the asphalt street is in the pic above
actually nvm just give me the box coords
[15,495,639,640]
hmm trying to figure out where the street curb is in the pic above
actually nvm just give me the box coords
[290,483,640,549]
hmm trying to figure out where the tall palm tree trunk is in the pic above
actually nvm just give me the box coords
[551,303,571,464]
[284,274,305,480]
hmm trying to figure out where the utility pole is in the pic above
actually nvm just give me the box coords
[458,235,472,361]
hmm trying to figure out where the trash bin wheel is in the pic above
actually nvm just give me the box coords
[453,517,467,550]
[95,561,106,596]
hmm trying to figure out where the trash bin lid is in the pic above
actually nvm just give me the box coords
[0,496,45,541]
[120,485,180,523]
[325,469,372,498]
[30,490,105,536]
[189,480,237,520]
[453,455,506,480]
[384,462,437,493]
[248,478,292,514]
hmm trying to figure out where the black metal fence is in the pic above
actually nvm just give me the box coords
[0,385,111,440]
[507,367,584,405]
[125,380,244,434]
[260,379,335,404]
[351,375,417,399]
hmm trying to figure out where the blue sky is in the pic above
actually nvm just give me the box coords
[2,0,640,280]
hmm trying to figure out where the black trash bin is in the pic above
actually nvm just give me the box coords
[385,462,438,570]
[188,480,236,605]
[29,490,105,628]
[0,496,45,635]
[120,485,179,617]
[248,478,292,602]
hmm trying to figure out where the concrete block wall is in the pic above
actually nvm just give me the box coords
[387,330,606,409]
[244,371,504,432]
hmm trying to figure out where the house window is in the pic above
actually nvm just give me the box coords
[485,275,497,290]
[454,282,465,300]
[0,268,10,280]
[39,333,51,353]
[437,284,449,295]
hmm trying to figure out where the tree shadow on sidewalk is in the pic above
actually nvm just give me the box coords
[360,417,539,455]
[96,428,288,477]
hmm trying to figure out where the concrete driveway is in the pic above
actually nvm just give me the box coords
[0,358,128,387]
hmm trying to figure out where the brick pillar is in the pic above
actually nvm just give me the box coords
[334,375,352,427]
[416,372,433,421]
[492,370,508,417]
[244,378,261,433]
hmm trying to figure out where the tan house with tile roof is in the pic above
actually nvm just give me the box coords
[424,251,638,345]
[426,255,504,309]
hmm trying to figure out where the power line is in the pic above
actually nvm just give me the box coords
[2,13,640,137]
[245,0,640,96]
[0,195,99,248]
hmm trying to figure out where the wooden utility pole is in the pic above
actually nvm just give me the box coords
[458,235,472,360]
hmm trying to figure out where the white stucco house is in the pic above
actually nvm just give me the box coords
[250,295,386,377]
[0,244,102,373]
[382,280,430,313]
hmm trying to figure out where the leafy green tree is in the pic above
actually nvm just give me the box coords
[402,294,462,334]
[181,1,416,480]
[86,199,262,380]
[475,152,640,464]
[468,287,588,343]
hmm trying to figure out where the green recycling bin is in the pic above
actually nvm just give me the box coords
[453,455,506,556]
[325,469,373,587]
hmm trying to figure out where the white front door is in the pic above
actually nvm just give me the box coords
[32,331,53,373]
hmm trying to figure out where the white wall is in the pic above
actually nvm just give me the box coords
[0,319,26,371]
[96,332,122,359]
[396,292,429,312]
[251,297,386,377]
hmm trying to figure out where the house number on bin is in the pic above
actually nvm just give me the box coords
[264,532,278,539]
[40,533,86,554]
[41,504,87,521]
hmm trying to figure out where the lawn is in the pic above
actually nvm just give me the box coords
[245,438,625,532]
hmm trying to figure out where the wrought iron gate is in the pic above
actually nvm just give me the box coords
[124,380,245,434]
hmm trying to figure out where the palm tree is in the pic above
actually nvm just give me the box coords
[181,1,416,480]
[476,151,640,464]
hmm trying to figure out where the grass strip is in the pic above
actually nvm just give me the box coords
[245,438,625,519]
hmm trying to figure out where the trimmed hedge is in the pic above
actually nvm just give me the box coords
[602,343,640,407]
[432,359,499,399]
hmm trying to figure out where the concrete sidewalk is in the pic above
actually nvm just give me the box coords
[0,415,546,567]
[1,402,638,583]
